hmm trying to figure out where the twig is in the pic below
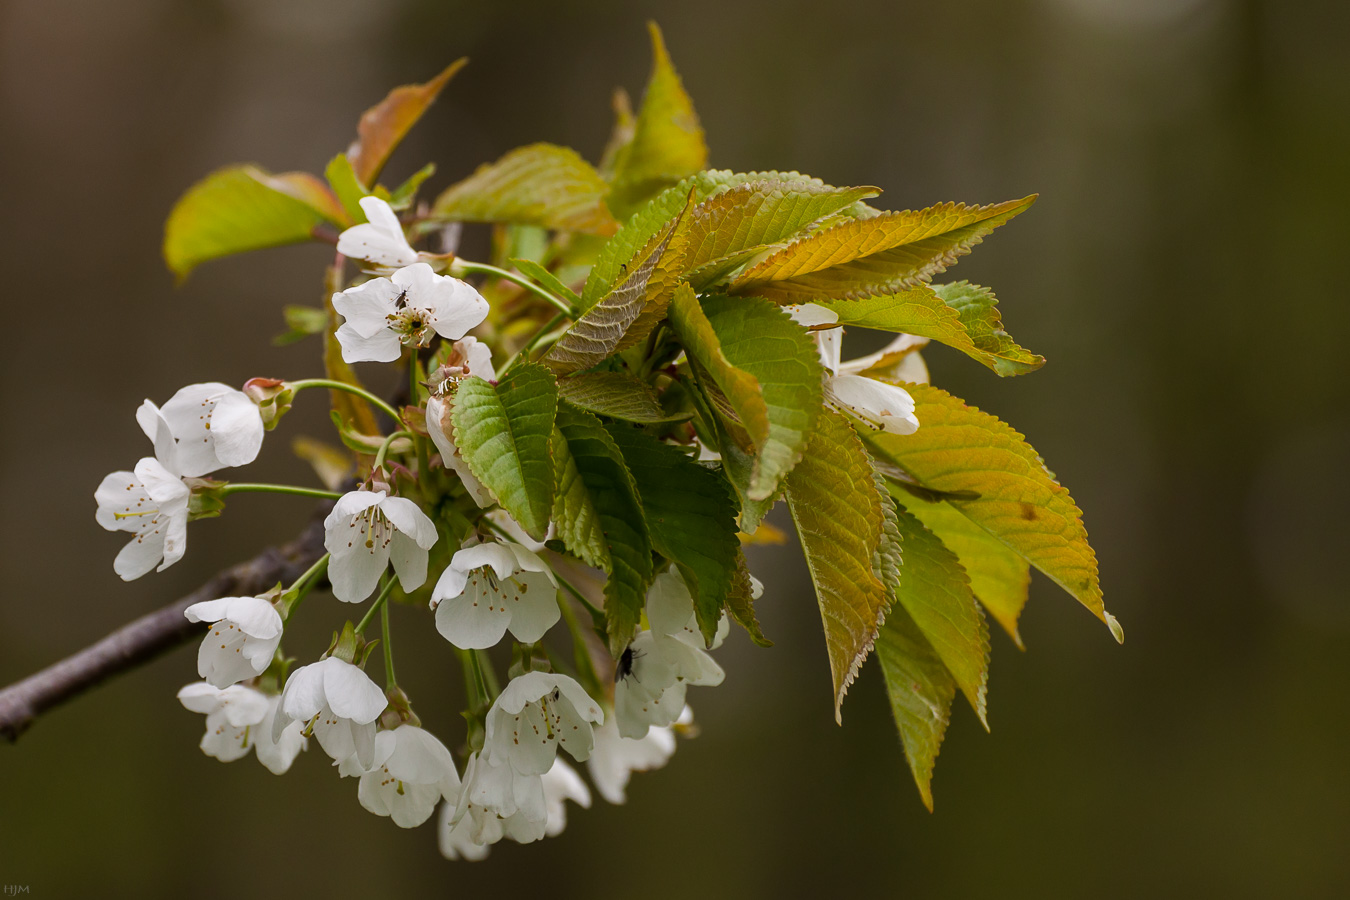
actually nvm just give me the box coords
[0,503,332,742]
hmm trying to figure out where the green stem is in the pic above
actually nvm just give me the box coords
[409,353,432,482]
[556,585,605,696]
[500,310,568,376]
[279,553,330,620]
[455,261,576,317]
[554,571,606,627]
[355,577,398,634]
[381,601,397,688]
[372,430,414,473]
[221,483,343,500]
[289,378,403,423]
[469,650,494,705]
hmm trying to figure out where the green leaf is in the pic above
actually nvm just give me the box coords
[682,180,881,288]
[605,423,740,644]
[347,59,466,188]
[432,143,619,236]
[670,288,824,502]
[726,547,771,646]
[867,382,1121,642]
[325,153,372,224]
[607,22,708,219]
[732,196,1037,302]
[784,409,888,720]
[451,363,557,541]
[890,486,1031,648]
[888,503,990,726]
[551,403,654,653]
[876,602,956,812]
[272,305,329,346]
[823,282,1043,377]
[388,163,436,209]
[163,166,341,279]
[508,258,583,310]
[555,372,689,424]
[549,425,606,570]
[931,281,1046,376]
[543,201,686,374]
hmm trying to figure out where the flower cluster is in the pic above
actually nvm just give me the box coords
[98,197,782,860]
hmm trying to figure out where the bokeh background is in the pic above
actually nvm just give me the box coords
[2,0,1347,896]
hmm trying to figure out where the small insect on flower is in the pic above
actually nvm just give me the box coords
[614,645,642,682]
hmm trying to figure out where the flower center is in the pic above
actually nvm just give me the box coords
[387,307,437,348]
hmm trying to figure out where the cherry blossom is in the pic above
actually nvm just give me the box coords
[332,262,488,364]
[94,457,190,581]
[425,337,497,507]
[184,596,283,688]
[323,490,439,603]
[137,382,265,478]
[336,196,420,269]
[431,540,559,650]
[355,725,461,828]
[273,657,388,768]
[789,303,921,435]
[483,671,604,775]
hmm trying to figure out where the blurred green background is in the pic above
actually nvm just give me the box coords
[2,0,1348,896]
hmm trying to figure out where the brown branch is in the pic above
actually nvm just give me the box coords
[0,503,332,742]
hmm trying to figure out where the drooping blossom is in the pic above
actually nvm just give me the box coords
[137,382,265,477]
[614,572,726,739]
[431,540,559,650]
[354,724,461,828]
[424,337,497,507]
[482,672,604,776]
[95,456,190,581]
[273,657,388,768]
[788,303,921,435]
[336,196,420,269]
[178,683,306,774]
[323,490,438,603]
[184,596,283,688]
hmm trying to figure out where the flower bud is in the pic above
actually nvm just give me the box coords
[244,377,294,431]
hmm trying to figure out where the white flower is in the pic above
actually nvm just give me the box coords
[483,672,604,775]
[323,490,439,603]
[614,572,725,739]
[136,382,265,477]
[440,755,590,859]
[539,758,591,838]
[332,262,489,364]
[789,303,921,435]
[337,196,420,269]
[431,540,559,650]
[183,596,284,688]
[587,708,687,805]
[254,694,308,775]
[95,456,190,580]
[425,337,497,507]
[274,657,388,768]
[442,752,546,855]
[355,725,461,828]
[177,682,269,763]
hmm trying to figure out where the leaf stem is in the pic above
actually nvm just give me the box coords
[288,378,403,423]
[355,577,398,634]
[455,261,576,317]
[381,601,396,688]
[556,586,605,696]
[279,553,330,620]
[220,483,343,500]
[372,430,414,473]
